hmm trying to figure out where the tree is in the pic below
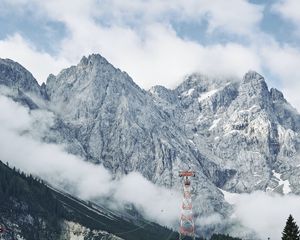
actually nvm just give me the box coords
[282,214,300,240]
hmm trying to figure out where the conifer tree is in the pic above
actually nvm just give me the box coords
[282,214,300,240]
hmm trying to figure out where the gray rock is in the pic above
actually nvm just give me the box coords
[45,54,232,219]
[0,58,45,99]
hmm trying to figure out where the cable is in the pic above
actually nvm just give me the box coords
[113,221,152,235]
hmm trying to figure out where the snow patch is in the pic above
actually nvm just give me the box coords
[219,188,240,205]
[256,179,263,185]
[198,88,219,102]
[239,105,259,113]
[182,88,195,97]
[223,129,239,137]
[209,118,221,131]
[272,170,291,195]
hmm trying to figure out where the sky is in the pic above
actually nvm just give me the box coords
[0,0,300,109]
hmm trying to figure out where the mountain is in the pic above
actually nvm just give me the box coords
[150,71,300,194]
[1,54,300,236]
[1,56,231,218]
[0,58,47,109]
[0,58,44,97]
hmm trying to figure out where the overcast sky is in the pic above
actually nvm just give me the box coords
[0,0,300,109]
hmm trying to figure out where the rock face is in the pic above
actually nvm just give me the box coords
[62,221,124,240]
[44,54,231,217]
[0,58,47,109]
[150,71,300,195]
[1,54,300,227]
[0,58,42,96]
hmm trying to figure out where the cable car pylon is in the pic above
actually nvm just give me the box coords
[179,170,196,240]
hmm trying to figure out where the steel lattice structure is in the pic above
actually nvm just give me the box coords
[179,170,196,240]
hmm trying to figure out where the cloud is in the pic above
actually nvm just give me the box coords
[196,213,222,227]
[58,21,261,89]
[0,94,181,227]
[98,0,264,36]
[0,23,262,90]
[6,0,300,111]
[0,0,264,88]
[261,43,300,109]
[0,34,70,82]
[114,172,181,226]
[22,0,263,36]
[1,2,300,108]
[272,0,300,30]
[224,191,300,240]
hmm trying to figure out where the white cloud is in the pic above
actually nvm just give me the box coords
[272,0,300,29]
[96,0,263,35]
[57,22,261,89]
[0,93,32,130]
[0,22,262,89]
[227,191,300,240]
[0,34,70,83]
[114,172,181,226]
[261,43,300,109]
[24,0,262,36]
[1,0,300,112]
[188,0,263,35]
[0,0,264,88]
[196,213,222,226]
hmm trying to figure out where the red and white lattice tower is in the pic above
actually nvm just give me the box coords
[179,170,196,240]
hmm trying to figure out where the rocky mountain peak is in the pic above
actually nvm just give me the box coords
[0,58,42,97]
[176,73,229,96]
[51,53,137,89]
[79,53,110,67]
[46,54,119,90]
[241,71,268,90]
[149,85,177,104]
[238,70,270,109]
[45,54,147,122]
[242,70,264,83]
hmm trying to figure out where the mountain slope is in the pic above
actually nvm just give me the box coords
[0,58,45,98]
[43,54,233,217]
[0,160,185,240]
[151,71,300,194]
